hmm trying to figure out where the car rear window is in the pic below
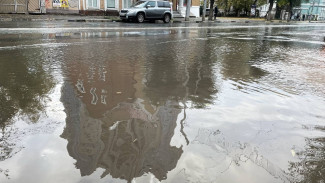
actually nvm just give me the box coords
[158,1,170,8]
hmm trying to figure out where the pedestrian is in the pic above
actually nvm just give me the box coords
[214,6,218,20]
[296,13,300,21]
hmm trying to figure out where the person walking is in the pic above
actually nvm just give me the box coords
[214,6,218,20]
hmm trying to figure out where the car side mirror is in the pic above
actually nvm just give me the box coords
[146,5,151,9]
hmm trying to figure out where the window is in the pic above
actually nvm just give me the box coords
[123,0,131,8]
[88,0,98,8]
[163,2,170,8]
[158,1,164,7]
[147,1,156,7]
[133,1,147,7]
[107,0,115,8]
[158,1,170,8]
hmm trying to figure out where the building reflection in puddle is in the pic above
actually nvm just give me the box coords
[60,61,183,181]
[1,26,325,182]
[61,79,182,181]
[59,30,218,182]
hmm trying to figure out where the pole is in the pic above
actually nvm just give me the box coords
[179,0,184,15]
[25,0,29,14]
[14,0,17,13]
[202,0,207,21]
[309,0,316,22]
[185,0,191,21]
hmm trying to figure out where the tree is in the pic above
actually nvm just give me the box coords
[202,0,208,21]
[266,0,275,20]
[216,0,228,16]
[216,0,266,17]
[276,0,304,21]
[208,0,215,20]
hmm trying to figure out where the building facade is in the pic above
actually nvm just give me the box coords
[299,0,325,20]
[0,0,200,16]
[257,0,325,20]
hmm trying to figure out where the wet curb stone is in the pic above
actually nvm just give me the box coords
[0,18,12,21]
[0,15,323,24]
[0,18,114,22]
[67,19,112,22]
[67,19,86,22]
[86,19,112,22]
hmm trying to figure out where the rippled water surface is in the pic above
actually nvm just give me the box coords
[0,22,325,183]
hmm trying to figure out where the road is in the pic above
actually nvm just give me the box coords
[0,21,325,183]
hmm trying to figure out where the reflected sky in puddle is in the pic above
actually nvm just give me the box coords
[0,24,325,183]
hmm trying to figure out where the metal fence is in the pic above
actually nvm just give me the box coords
[0,0,27,13]
[28,0,40,12]
[0,0,40,13]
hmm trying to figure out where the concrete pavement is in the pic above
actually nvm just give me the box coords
[0,14,116,22]
[0,13,319,23]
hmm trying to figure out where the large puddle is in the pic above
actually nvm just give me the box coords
[0,23,325,183]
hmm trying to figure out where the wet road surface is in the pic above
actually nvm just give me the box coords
[0,22,325,183]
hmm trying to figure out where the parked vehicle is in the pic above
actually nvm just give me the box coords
[119,0,173,23]
[199,7,210,17]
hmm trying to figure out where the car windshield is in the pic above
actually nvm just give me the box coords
[132,1,147,7]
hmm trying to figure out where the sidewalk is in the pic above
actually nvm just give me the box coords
[0,14,318,23]
[173,17,265,23]
[172,17,315,23]
[0,14,117,22]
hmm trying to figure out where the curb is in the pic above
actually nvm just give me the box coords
[1,16,324,23]
[87,19,113,22]
[0,18,114,22]
[67,19,113,22]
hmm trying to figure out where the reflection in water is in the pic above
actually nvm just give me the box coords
[144,30,218,109]
[59,30,220,182]
[58,28,307,182]
[61,82,182,181]
[288,126,325,183]
[322,37,325,55]
[0,51,55,125]
[205,29,268,82]
[1,24,325,182]
[193,128,292,183]
[219,41,267,82]
[0,49,55,162]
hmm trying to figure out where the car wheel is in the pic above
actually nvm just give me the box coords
[163,14,171,23]
[137,13,145,23]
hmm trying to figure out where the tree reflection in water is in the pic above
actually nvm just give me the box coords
[0,51,55,126]
[288,125,325,183]
[0,50,55,162]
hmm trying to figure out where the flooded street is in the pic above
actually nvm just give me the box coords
[0,22,325,183]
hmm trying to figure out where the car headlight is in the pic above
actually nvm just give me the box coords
[127,10,136,14]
